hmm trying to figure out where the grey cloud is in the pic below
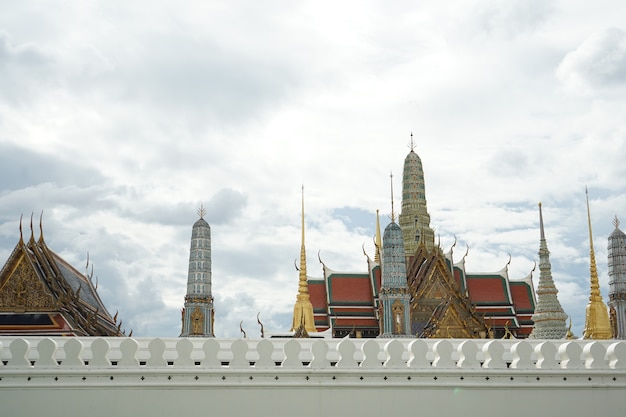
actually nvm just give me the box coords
[204,188,247,225]
[0,32,54,104]
[0,143,105,192]
[557,28,626,91]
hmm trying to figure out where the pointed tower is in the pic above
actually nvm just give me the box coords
[180,206,215,337]
[608,216,626,339]
[399,133,435,257]
[379,173,412,338]
[529,203,568,339]
[291,186,316,333]
[583,189,612,339]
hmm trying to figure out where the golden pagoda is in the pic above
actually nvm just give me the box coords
[583,188,612,339]
[290,186,316,333]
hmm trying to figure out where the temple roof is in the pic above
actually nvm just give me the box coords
[0,220,121,336]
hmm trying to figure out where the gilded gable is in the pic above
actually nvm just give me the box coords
[0,255,55,312]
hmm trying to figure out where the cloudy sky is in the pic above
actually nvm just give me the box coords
[1,0,625,338]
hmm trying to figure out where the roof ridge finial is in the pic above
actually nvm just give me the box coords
[29,212,35,243]
[538,202,545,240]
[390,171,396,222]
[409,131,415,151]
[613,215,621,229]
[38,210,44,243]
[197,204,206,219]
[18,213,24,244]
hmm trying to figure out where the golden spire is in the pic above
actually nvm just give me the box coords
[374,209,382,263]
[291,186,316,333]
[583,187,612,339]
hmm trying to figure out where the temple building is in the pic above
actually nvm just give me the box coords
[583,189,612,340]
[529,203,568,339]
[0,215,122,336]
[304,136,536,338]
[180,206,215,337]
[608,216,626,339]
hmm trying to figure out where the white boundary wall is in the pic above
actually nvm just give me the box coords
[1,337,625,417]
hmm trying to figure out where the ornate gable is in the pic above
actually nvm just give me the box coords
[0,251,56,312]
[408,247,487,338]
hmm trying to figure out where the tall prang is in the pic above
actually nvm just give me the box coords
[583,189,612,340]
[529,203,568,339]
[180,206,215,337]
[399,133,435,257]
[379,174,412,338]
[608,216,626,339]
[290,186,316,334]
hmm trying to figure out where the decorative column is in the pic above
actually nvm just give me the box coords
[608,216,626,339]
[180,206,215,337]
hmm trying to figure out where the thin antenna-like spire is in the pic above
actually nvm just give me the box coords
[374,209,382,263]
[390,172,396,222]
[408,132,415,151]
[586,187,595,253]
[538,202,545,240]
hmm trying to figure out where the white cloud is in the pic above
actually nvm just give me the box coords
[557,27,626,94]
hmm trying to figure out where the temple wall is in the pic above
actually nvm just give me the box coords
[1,337,625,417]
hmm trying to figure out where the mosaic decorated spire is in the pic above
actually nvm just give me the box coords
[529,203,568,339]
[291,186,316,333]
[181,205,215,337]
[583,189,612,339]
[399,133,435,256]
[379,173,411,337]
[608,215,626,339]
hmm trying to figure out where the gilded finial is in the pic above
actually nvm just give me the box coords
[197,204,206,219]
[18,214,23,243]
[29,212,35,243]
[613,215,621,229]
[38,211,44,242]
